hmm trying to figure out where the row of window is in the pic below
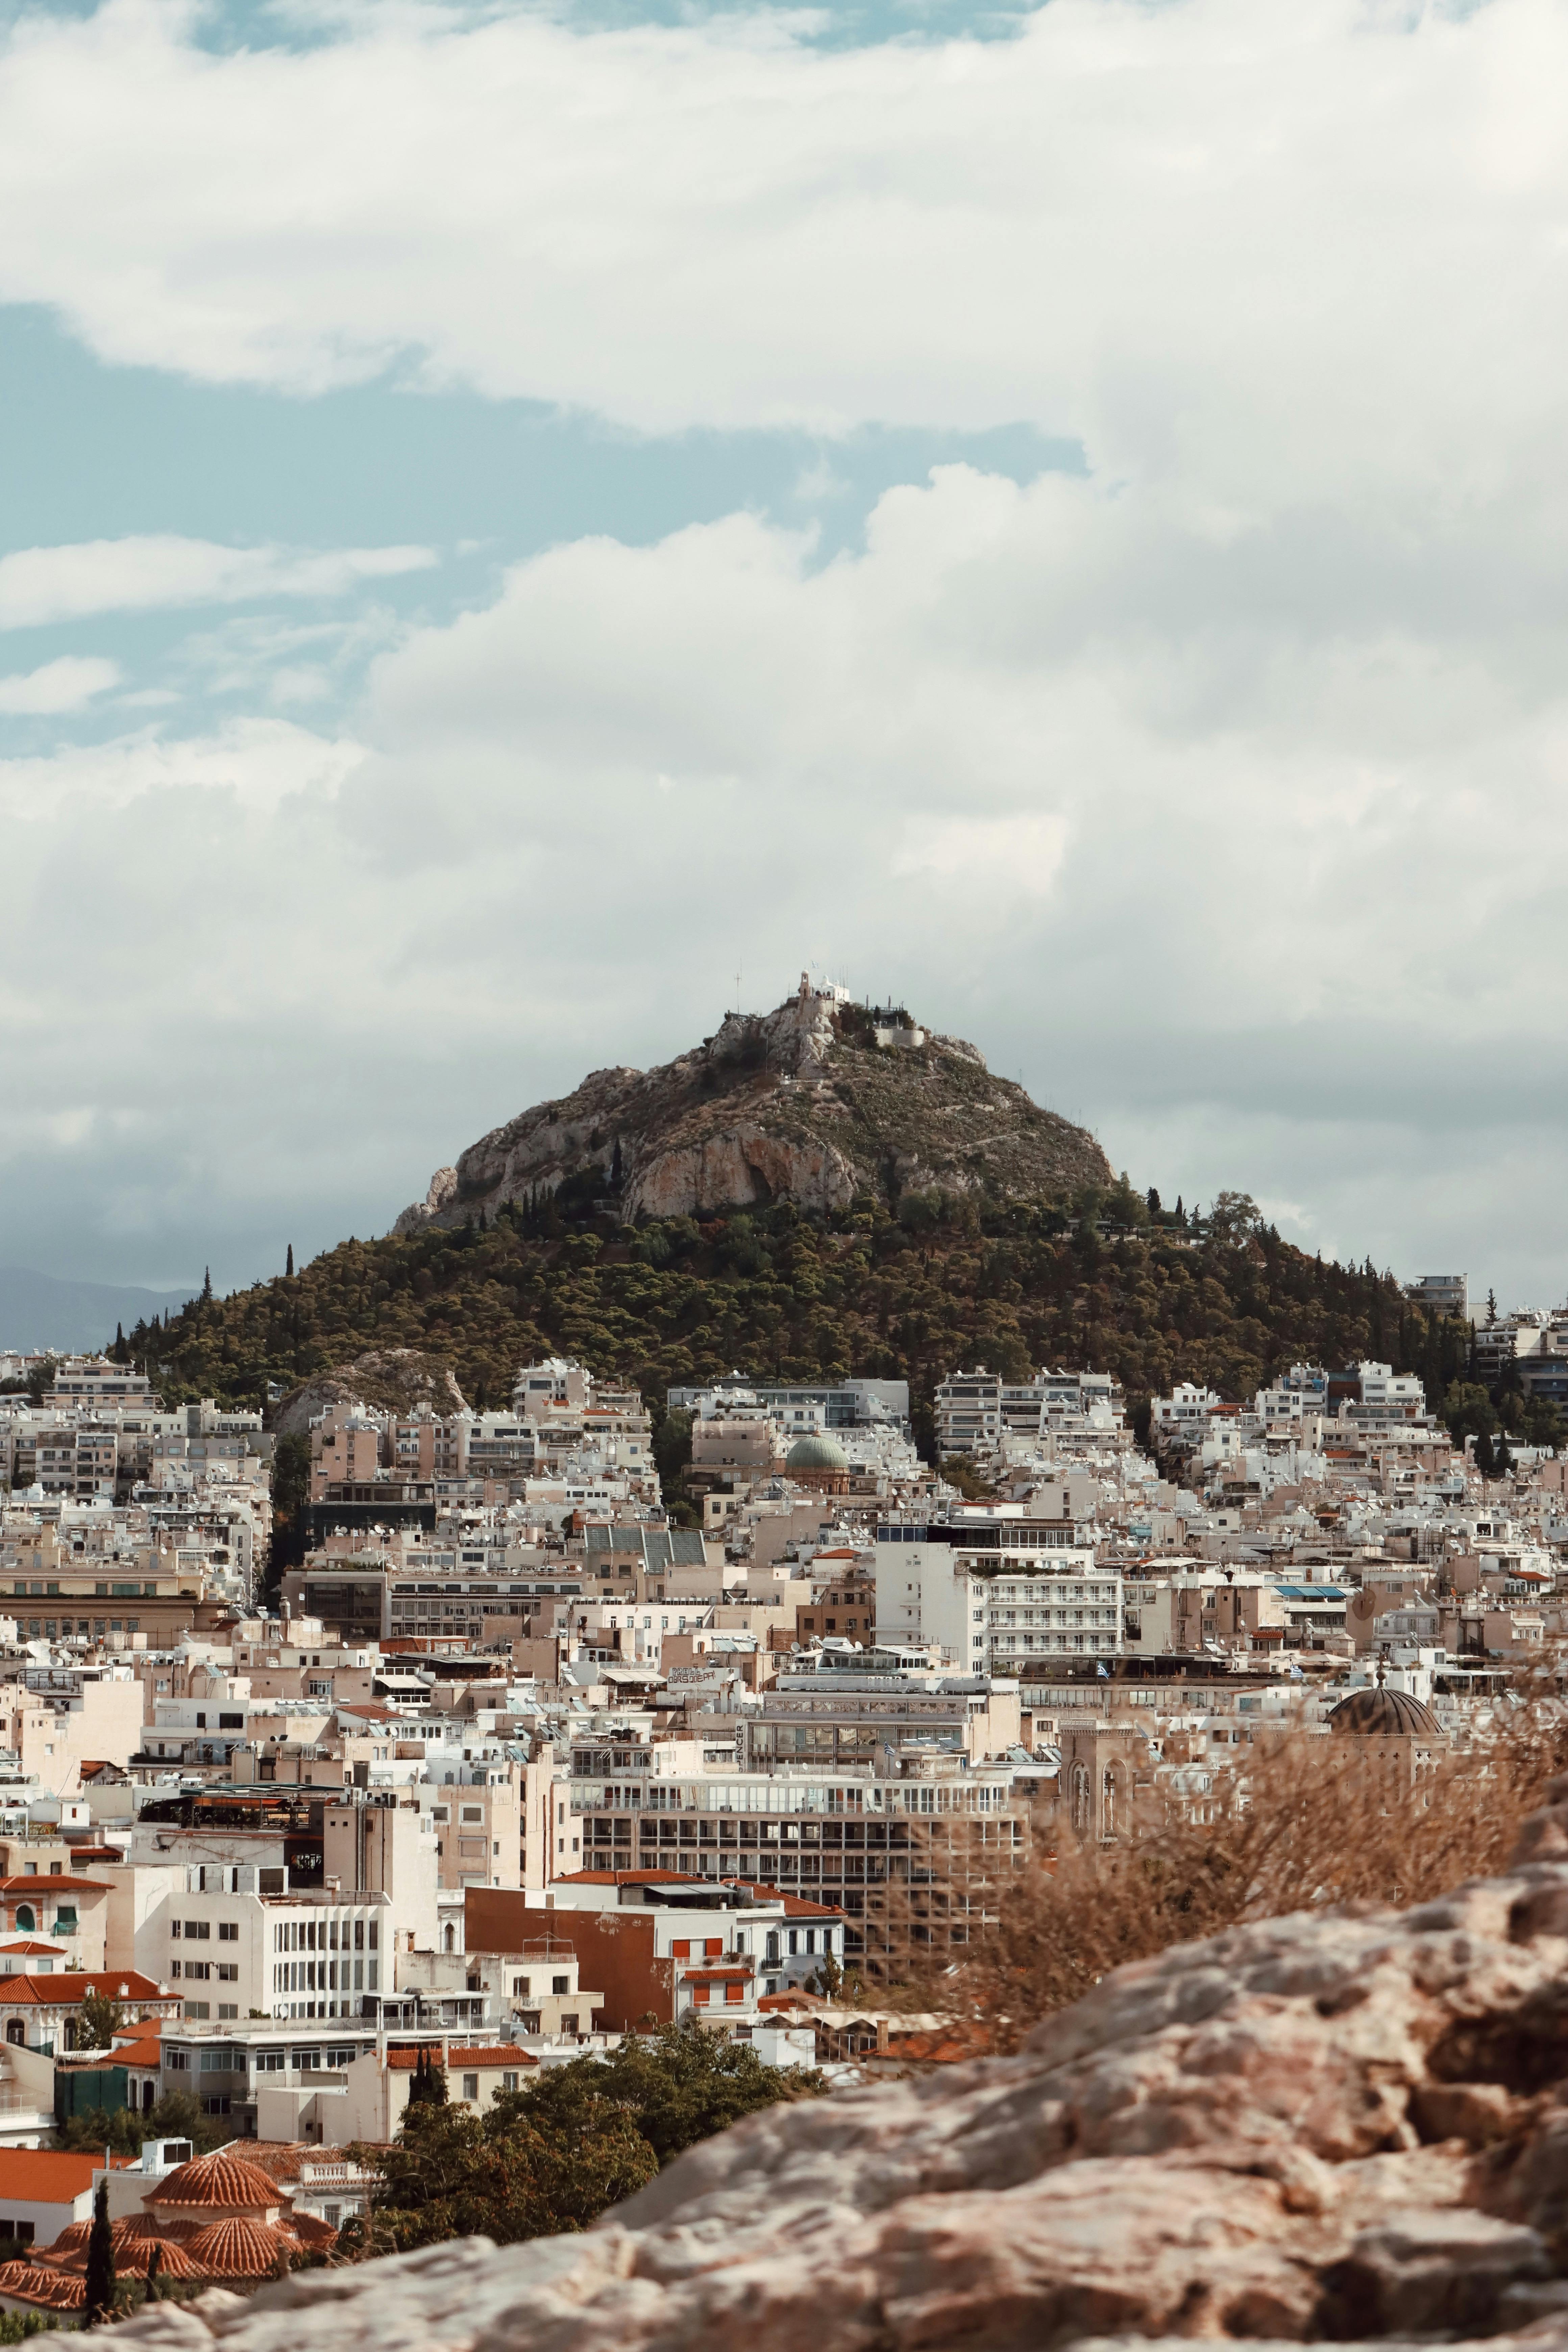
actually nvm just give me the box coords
[274,1959,379,1992]
[272,1918,379,1952]
[11,1581,156,1597]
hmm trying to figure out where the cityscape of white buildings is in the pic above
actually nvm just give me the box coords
[0,1302,1558,2299]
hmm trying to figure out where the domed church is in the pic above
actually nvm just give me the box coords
[784,1432,851,1496]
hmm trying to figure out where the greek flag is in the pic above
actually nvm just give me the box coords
[1096,1660,1109,1679]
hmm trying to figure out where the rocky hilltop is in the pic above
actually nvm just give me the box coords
[396,978,1111,1231]
[114,1777,1568,2352]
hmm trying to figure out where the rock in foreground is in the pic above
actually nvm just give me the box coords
[117,1785,1568,2352]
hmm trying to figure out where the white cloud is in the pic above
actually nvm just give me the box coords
[0,714,365,820]
[892,812,1068,898]
[0,655,121,714]
[0,537,436,631]
[0,458,1558,1290]
[0,0,1563,519]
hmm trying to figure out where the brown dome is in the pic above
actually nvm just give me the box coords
[185,2216,292,2279]
[114,2234,204,2280]
[1327,1686,1442,1738]
[151,2149,284,2213]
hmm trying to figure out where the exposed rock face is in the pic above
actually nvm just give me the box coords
[394,982,1110,1232]
[114,1782,1568,2352]
[272,1348,468,1437]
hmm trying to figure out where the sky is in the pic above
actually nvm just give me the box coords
[1,0,1565,1315]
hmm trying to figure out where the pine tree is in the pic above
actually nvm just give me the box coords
[201,1267,213,1303]
[1475,1429,1496,1476]
[286,1244,294,1279]
[611,1137,624,1192]
[83,2178,115,2325]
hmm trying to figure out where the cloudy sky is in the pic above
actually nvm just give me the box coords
[1,0,1563,1311]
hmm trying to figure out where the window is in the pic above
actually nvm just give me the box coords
[183,1921,211,1941]
[502,2071,519,2092]
[552,1975,569,1995]
[217,1964,238,1982]
[218,1923,238,1942]
[462,2073,479,2101]
[512,1976,530,1997]
[184,1962,211,1980]
[255,2050,285,2072]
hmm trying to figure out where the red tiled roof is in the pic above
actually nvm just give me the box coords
[550,1868,680,1886]
[150,2150,284,2211]
[0,1877,108,1894]
[108,2037,164,2068]
[721,1880,847,1918]
[0,2258,87,2309]
[112,2234,205,2281]
[0,2149,128,2200]
[184,2217,294,2279]
[386,2045,537,2070]
[0,1971,169,2007]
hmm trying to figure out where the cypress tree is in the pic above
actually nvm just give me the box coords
[407,2044,448,2106]
[84,2178,115,2325]
[286,1244,294,1278]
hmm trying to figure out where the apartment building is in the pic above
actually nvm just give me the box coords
[934,1367,1122,1456]
[874,1514,1120,1672]
[135,1867,395,2024]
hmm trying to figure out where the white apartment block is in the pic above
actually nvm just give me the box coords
[934,1367,1122,1457]
[1406,1274,1469,1322]
[874,1515,1121,1670]
[137,1868,393,2024]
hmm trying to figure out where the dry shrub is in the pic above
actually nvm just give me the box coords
[944,1697,1568,2052]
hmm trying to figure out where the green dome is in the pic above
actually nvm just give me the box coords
[785,1431,850,1471]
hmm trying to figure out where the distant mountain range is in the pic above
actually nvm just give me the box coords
[0,1266,198,1356]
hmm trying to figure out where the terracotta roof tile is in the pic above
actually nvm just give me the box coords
[386,2045,536,2070]
[150,2149,285,2211]
[184,2217,295,2279]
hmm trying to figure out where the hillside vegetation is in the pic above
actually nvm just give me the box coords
[127,1183,1475,1456]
